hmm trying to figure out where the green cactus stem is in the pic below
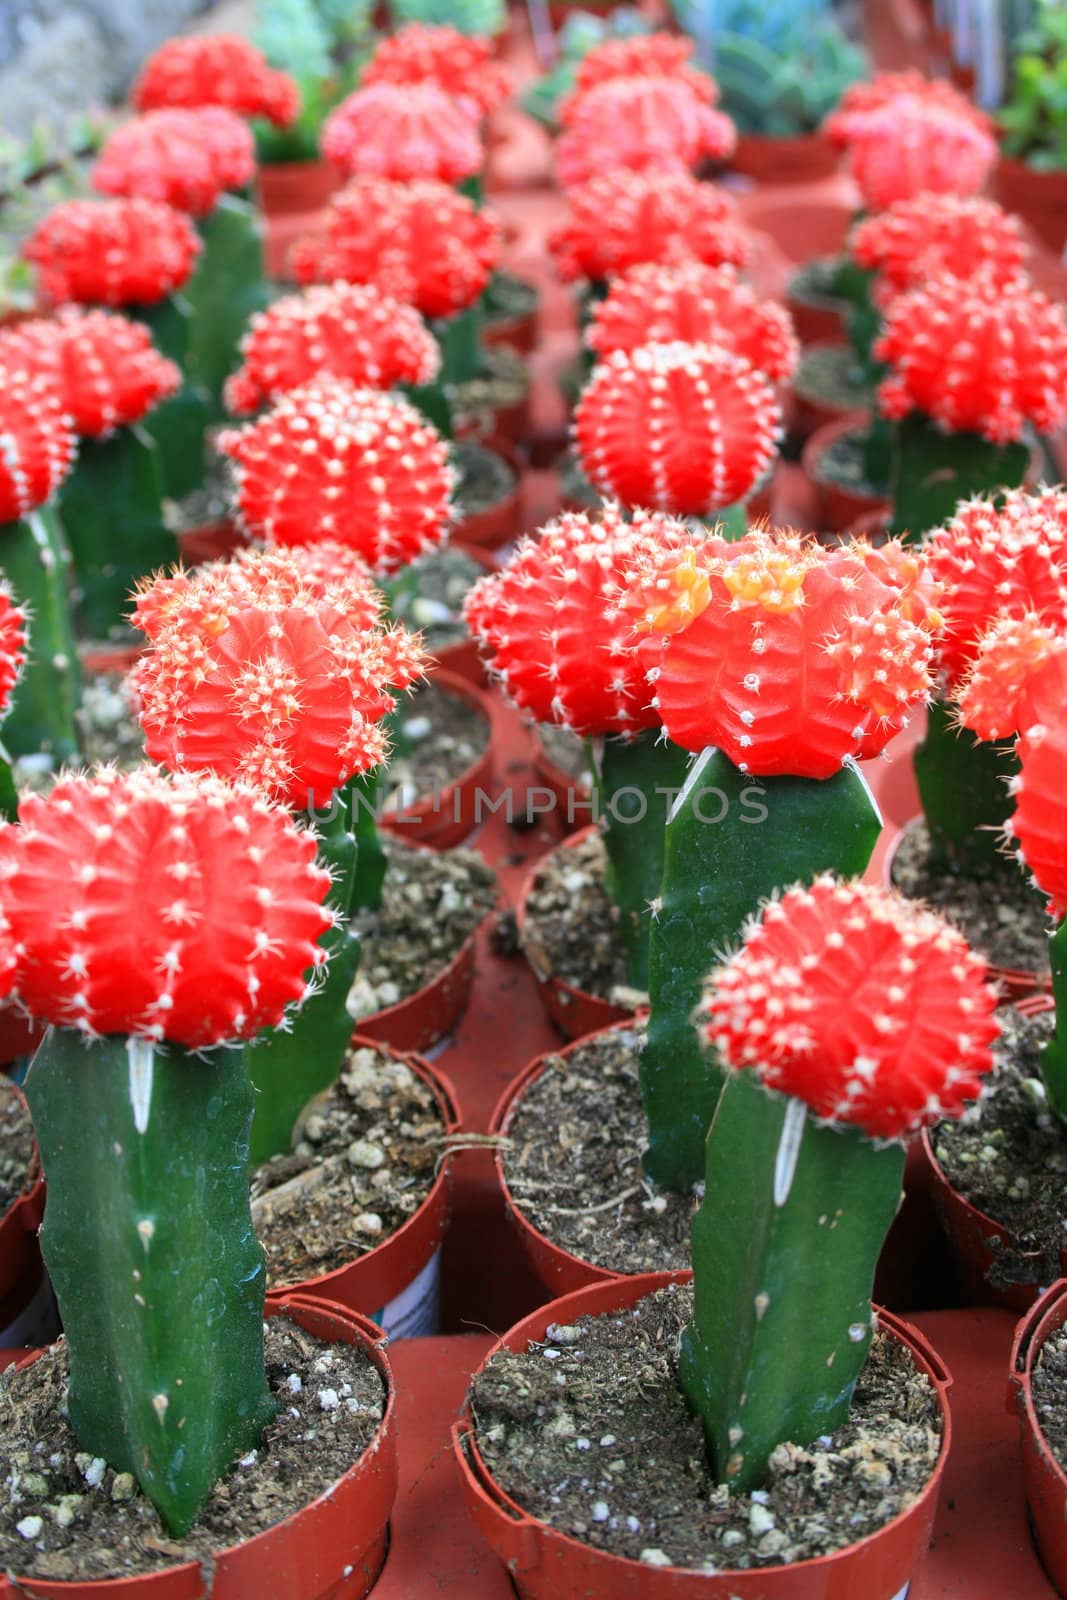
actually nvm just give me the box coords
[349,770,387,914]
[438,304,486,388]
[133,295,213,502]
[186,194,269,415]
[245,781,361,1165]
[889,414,1031,543]
[597,731,690,991]
[913,697,1020,878]
[640,752,881,1193]
[0,747,16,821]
[1,506,82,765]
[57,424,178,641]
[679,1069,905,1490]
[24,1028,276,1535]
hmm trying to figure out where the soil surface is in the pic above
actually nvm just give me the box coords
[788,254,850,312]
[0,1079,34,1218]
[537,723,592,786]
[471,1282,941,1573]
[254,1043,445,1288]
[449,347,528,432]
[381,679,490,815]
[522,831,630,1001]
[348,837,498,1019]
[0,1317,384,1583]
[933,1005,1067,1294]
[892,819,1052,975]
[452,438,517,519]
[165,448,234,535]
[557,448,602,512]
[1033,1325,1067,1473]
[502,1022,694,1273]
[795,344,873,411]
[387,545,489,653]
[13,668,144,791]
[811,423,888,500]
[484,270,539,328]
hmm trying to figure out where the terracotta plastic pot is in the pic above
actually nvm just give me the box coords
[530,737,591,830]
[0,1292,397,1600]
[0,998,42,1073]
[995,154,1067,255]
[275,1044,460,1339]
[515,824,636,1040]
[490,1019,642,1297]
[787,341,864,442]
[356,908,486,1055]
[80,644,142,677]
[0,1174,48,1353]
[380,670,498,850]
[257,160,343,219]
[731,130,839,185]
[802,411,890,534]
[1010,1277,1067,1596]
[453,1271,953,1600]
[176,518,245,567]
[429,543,496,685]
[451,436,523,552]
[484,288,539,357]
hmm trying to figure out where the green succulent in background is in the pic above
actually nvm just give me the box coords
[253,0,373,162]
[0,113,104,315]
[391,0,507,39]
[522,7,651,129]
[999,0,1067,168]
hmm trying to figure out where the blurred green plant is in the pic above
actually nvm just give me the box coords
[392,0,507,39]
[999,0,1067,168]
[0,113,105,315]
[522,7,651,129]
[253,0,374,162]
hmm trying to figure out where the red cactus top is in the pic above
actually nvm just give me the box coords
[876,269,1067,445]
[0,586,27,723]
[923,489,1067,692]
[849,195,1027,307]
[0,309,180,439]
[0,766,332,1048]
[586,261,798,383]
[23,198,201,309]
[574,342,780,517]
[701,876,999,1140]
[224,282,440,415]
[825,71,993,145]
[291,178,499,320]
[619,526,939,777]
[463,506,686,737]
[362,25,513,117]
[568,32,714,101]
[130,545,425,811]
[218,376,454,574]
[549,170,746,285]
[92,107,256,217]
[321,83,483,184]
[836,94,995,210]
[0,368,76,524]
[556,75,736,190]
[133,33,300,127]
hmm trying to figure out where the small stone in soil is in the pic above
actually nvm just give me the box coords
[380,680,489,814]
[522,831,629,1000]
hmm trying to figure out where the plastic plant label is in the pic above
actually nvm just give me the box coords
[374,1248,441,1341]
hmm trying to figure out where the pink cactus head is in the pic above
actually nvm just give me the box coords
[321,83,483,184]
[0,368,76,524]
[217,376,454,575]
[549,170,747,285]
[701,876,1000,1140]
[876,270,1067,445]
[361,25,514,117]
[0,585,27,722]
[849,194,1027,308]
[130,544,425,810]
[568,32,715,101]
[133,33,299,127]
[0,309,180,439]
[291,178,499,320]
[23,198,202,309]
[954,613,1062,743]
[924,488,1067,693]
[619,526,939,777]
[556,75,735,190]
[574,342,780,516]
[463,505,691,737]
[224,282,440,415]
[587,261,798,382]
[92,107,256,216]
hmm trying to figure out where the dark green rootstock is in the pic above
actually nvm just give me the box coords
[187,194,269,413]
[889,413,1030,543]
[134,293,213,503]
[640,751,882,1194]
[1,506,81,765]
[25,1031,276,1536]
[913,697,1021,879]
[680,1071,906,1490]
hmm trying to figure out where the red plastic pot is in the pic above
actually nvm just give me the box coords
[275,1044,460,1339]
[453,1271,953,1600]
[0,1173,47,1353]
[484,293,539,358]
[451,436,523,552]
[356,908,486,1055]
[994,155,1067,255]
[515,825,635,1040]
[80,644,142,677]
[530,737,591,830]
[1010,1277,1067,1596]
[380,670,498,850]
[730,130,839,185]
[428,542,496,687]
[490,1018,642,1297]
[0,998,43,1073]
[787,341,862,442]
[802,411,890,534]
[257,160,343,220]
[0,1293,397,1600]
[176,518,245,567]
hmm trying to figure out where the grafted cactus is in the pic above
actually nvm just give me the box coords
[8,767,332,1534]
[555,71,736,190]
[322,83,483,185]
[681,878,999,1490]
[0,587,27,818]
[0,367,81,766]
[362,24,514,115]
[133,32,301,126]
[850,194,1028,308]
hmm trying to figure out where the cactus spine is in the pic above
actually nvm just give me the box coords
[1,508,82,765]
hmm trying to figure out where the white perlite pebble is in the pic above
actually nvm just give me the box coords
[640,1549,672,1568]
[82,1458,106,1489]
[287,1373,302,1395]
[749,1503,776,1537]
[16,1516,43,1540]
[318,1389,341,1411]
[591,1501,610,1523]
[348,1140,386,1170]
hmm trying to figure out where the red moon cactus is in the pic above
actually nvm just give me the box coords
[362,25,513,117]
[556,75,736,190]
[23,198,202,308]
[849,194,1027,305]
[92,107,256,216]
[321,83,482,184]
[0,586,27,721]
[0,309,180,439]
[133,33,299,127]
[549,170,746,285]
[0,367,76,523]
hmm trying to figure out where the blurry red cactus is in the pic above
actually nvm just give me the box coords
[92,107,255,216]
[876,270,1067,444]
[620,527,937,777]
[0,586,27,722]
[321,83,482,184]
[224,282,440,415]
[568,32,715,102]
[556,76,735,189]
[701,876,999,1140]
[587,261,798,382]
[362,25,513,117]
[133,33,299,127]
[0,309,180,439]
[291,177,498,320]
[826,71,993,146]
[218,376,454,574]
[954,612,1062,743]
[23,198,202,308]
[1,767,333,1047]
[833,89,995,209]
[850,194,1027,306]
[549,170,746,284]
[0,368,76,523]
[574,341,780,516]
